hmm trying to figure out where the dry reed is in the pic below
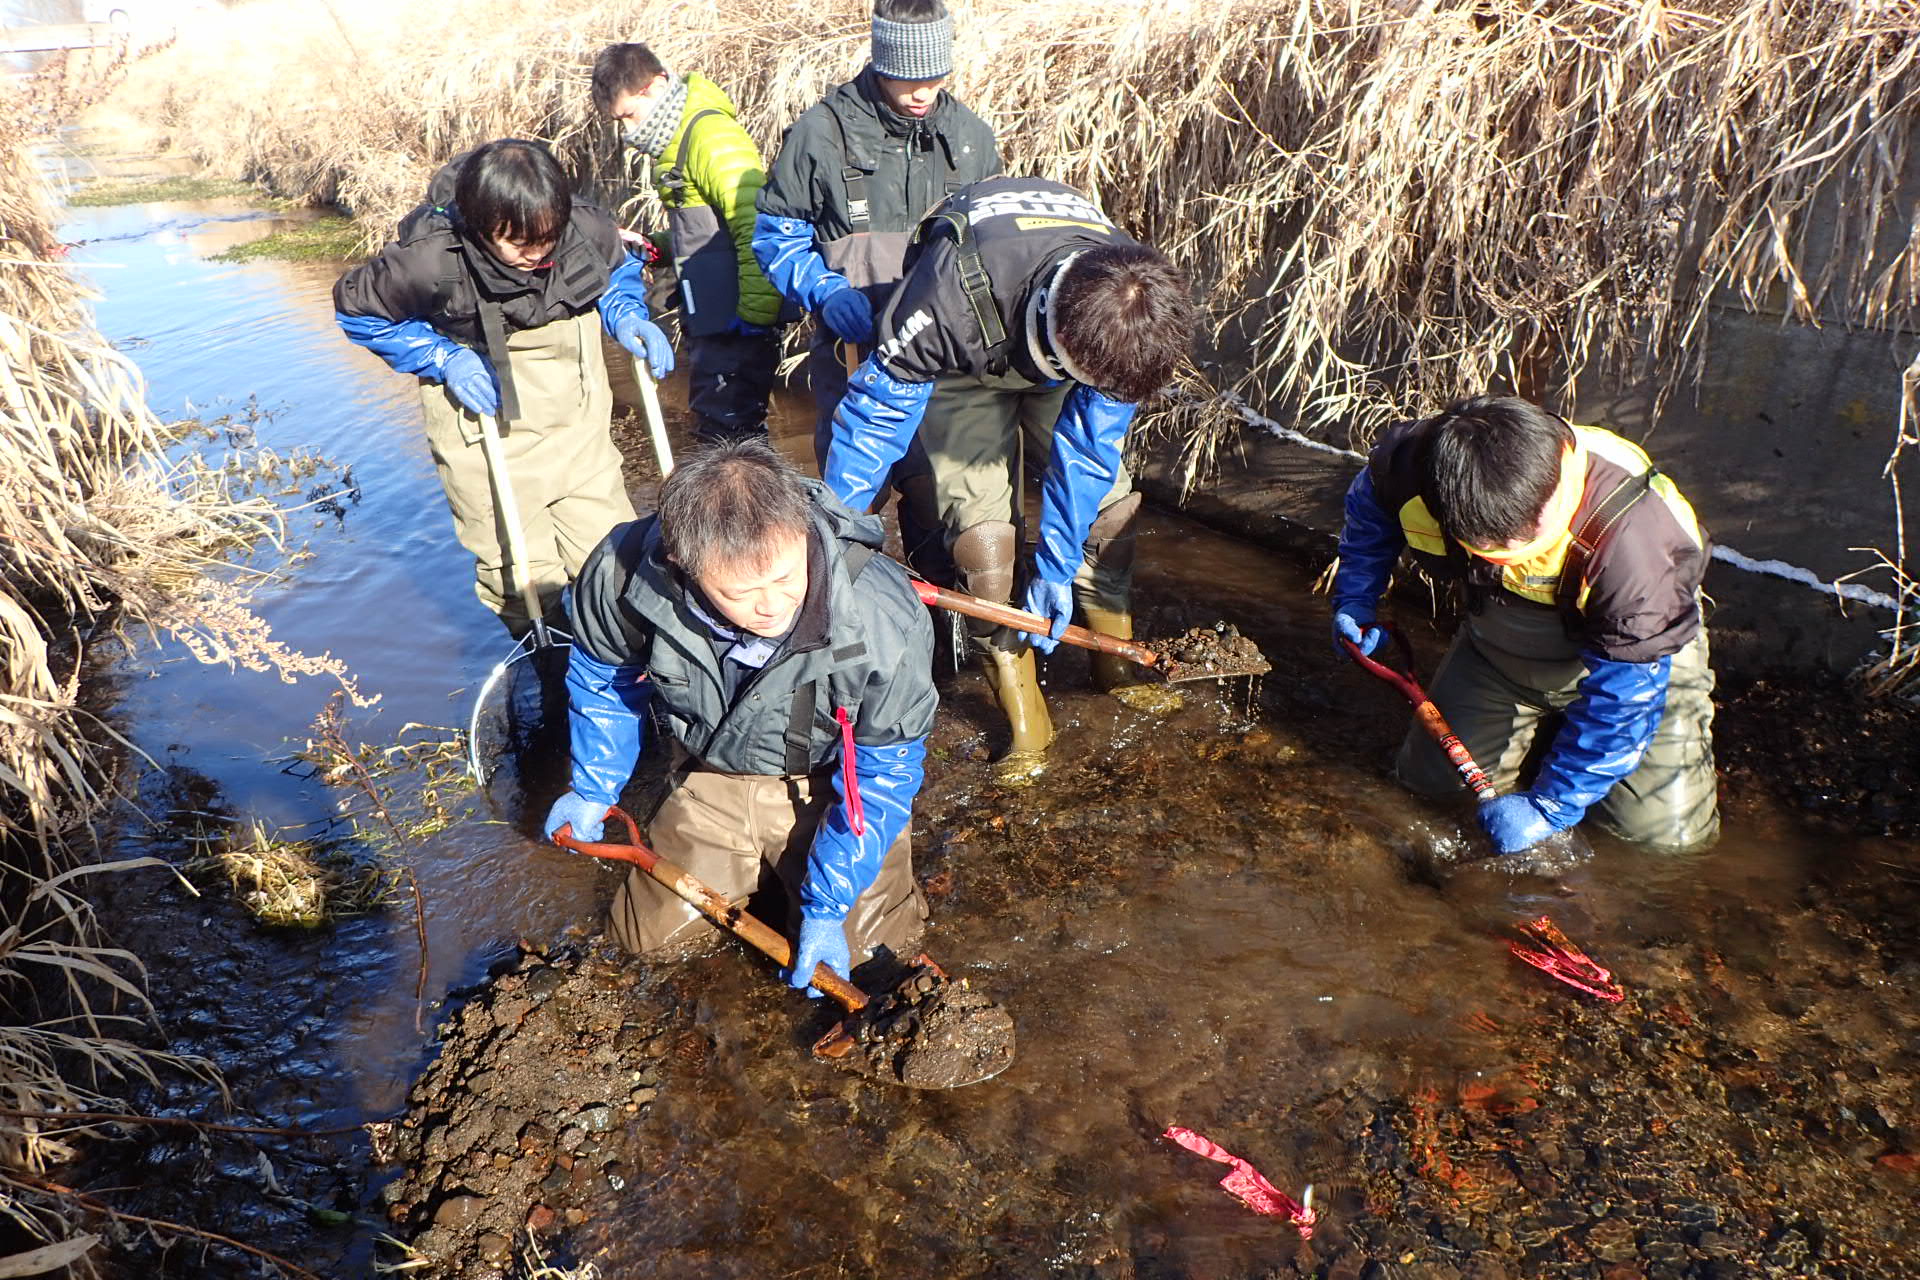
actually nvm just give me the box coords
[101,0,1920,678]
[0,59,380,1265]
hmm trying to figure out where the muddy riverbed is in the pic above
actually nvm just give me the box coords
[40,170,1920,1280]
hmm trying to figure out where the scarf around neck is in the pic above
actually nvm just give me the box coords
[623,74,689,161]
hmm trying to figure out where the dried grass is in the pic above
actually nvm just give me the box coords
[185,820,398,928]
[1,63,374,1260]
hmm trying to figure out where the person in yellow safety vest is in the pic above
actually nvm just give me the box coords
[1331,394,1719,855]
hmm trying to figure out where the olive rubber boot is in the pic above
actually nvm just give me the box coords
[952,521,1054,783]
[1076,493,1182,715]
[979,645,1053,786]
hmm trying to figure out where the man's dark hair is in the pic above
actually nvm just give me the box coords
[1424,395,1575,547]
[591,43,666,114]
[454,139,570,246]
[1053,245,1197,403]
[874,0,947,20]
[658,438,813,580]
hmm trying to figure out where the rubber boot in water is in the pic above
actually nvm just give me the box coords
[1077,493,1182,715]
[952,521,1054,783]
[980,644,1053,786]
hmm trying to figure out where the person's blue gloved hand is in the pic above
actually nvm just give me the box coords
[1022,578,1074,655]
[612,311,675,380]
[725,315,773,337]
[818,287,876,345]
[1478,792,1562,855]
[544,790,611,844]
[786,916,851,998]
[1332,605,1386,659]
[443,346,500,417]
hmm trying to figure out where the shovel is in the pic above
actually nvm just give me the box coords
[1341,625,1589,862]
[909,580,1271,682]
[551,807,1015,1089]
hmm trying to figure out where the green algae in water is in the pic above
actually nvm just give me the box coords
[212,216,366,263]
[66,176,258,206]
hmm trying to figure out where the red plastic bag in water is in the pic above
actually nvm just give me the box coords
[1163,1125,1316,1238]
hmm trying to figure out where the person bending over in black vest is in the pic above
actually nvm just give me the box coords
[820,177,1197,783]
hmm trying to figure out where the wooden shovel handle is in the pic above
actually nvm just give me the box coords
[1340,628,1495,801]
[551,807,869,1012]
[910,579,1163,667]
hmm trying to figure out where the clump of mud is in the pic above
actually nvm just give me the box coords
[1151,622,1271,681]
[825,963,1016,1089]
[375,944,665,1278]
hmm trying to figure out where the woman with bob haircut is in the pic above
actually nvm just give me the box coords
[334,138,675,637]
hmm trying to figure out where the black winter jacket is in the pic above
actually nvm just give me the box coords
[757,69,1000,300]
[874,177,1143,386]
[332,150,626,349]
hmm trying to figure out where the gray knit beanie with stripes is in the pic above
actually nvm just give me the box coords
[871,6,953,81]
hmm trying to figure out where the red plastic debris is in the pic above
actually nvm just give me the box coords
[1509,915,1625,1003]
[1162,1126,1317,1238]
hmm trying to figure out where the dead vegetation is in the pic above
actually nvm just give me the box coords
[0,67,374,1269]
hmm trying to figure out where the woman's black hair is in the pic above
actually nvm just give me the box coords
[454,139,570,246]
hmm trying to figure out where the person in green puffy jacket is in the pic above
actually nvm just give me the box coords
[592,43,785,444]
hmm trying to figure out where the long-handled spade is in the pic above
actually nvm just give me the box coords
[466,362,676,782]
[551,807,1016,1089]
[1340,625,1588,861]
[909,580,1272,683]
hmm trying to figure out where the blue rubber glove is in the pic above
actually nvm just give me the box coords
[787,916,851,998]
[562,645,654,815]
[1330,469,1401,659]
[725,315,773,337]
[1332,605,1386,658]
[610,310,675,380]
[336,312,465,379]
[443,347,500,416]
[1478,792,1564,854]
[822,361,933,513]
[544,791,611,844]
[751,213,856,313]
[804,738,926,921]
[1032,385,1134,588]
[1022,578,1074,654]
[818,287,876,345]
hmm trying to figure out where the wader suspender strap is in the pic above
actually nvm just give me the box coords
[1555,468,1658,636]
[832,110,870,232]
[781,543,877,775]
[660,110,725,205]
[939,210,1007,355]
[476,298,521,424]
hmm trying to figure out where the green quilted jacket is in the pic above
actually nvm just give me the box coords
[655,74,781,327]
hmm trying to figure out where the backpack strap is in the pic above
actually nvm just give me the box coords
[1555,467,1657,637]
[780,542,879,775]
[660,109,725,204]
[919,207,1006,356]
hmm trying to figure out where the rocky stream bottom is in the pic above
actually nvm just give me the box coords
[67,653,1920,1280]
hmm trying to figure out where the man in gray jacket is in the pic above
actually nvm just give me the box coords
[754,0,999,580]
[543,440,935,990]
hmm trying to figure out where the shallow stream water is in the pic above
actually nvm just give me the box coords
[50,176,1920,1278]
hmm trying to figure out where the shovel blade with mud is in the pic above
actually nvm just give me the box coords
[909,580,1271,682]
[551,808,1015,1089]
